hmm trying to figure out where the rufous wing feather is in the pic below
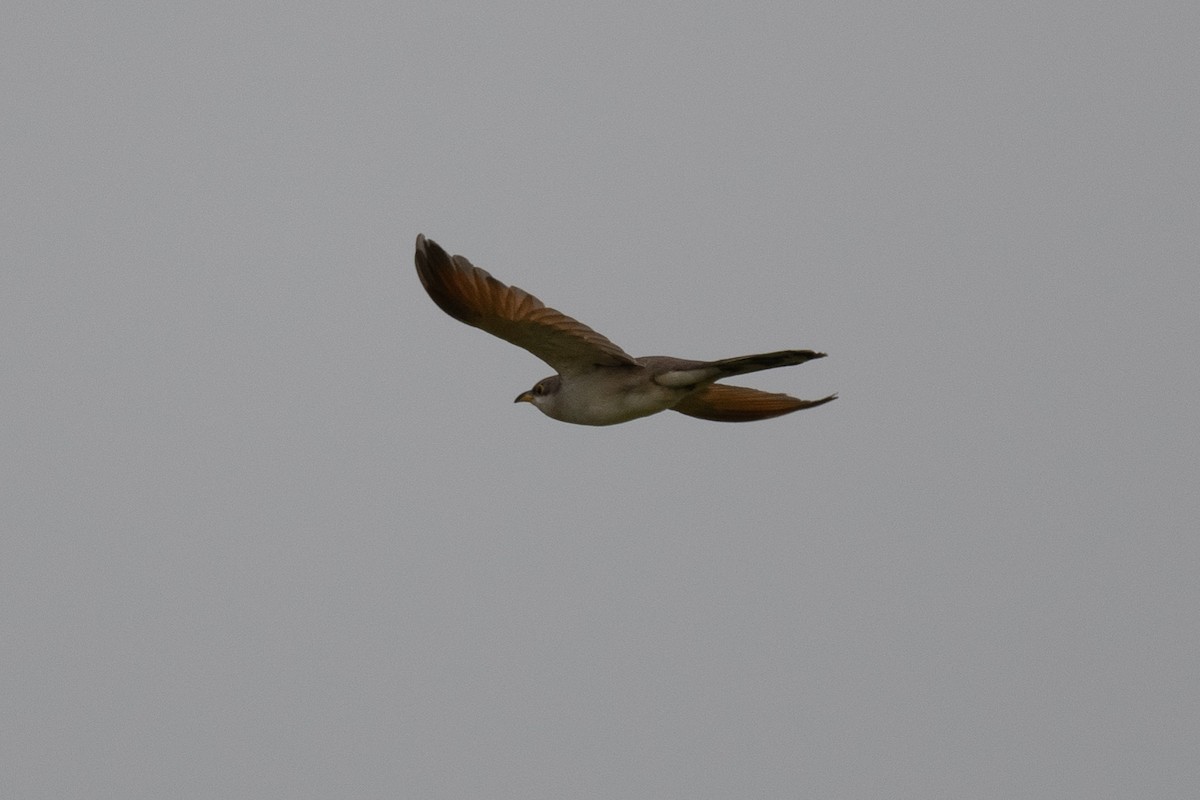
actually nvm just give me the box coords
[671,384,836,422]
[415,234,637,374]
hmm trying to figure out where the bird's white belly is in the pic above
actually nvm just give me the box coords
[549,372,684,426]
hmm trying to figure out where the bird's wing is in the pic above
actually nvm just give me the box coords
[671,384,837,422]
[415,235,638,375]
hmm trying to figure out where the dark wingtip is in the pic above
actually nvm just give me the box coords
[415,233,445,259]
[414,234,428,270]
[414,234,451,280]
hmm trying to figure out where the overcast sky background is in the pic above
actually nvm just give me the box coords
[4,3,1198,798]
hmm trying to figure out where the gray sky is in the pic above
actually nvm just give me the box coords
[4,3,1198,798]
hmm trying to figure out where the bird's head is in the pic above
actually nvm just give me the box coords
[514,375,561,413]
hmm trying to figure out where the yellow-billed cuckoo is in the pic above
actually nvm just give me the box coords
[415,234,835,425]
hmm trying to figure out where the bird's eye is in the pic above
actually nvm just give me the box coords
[534,382,546,395]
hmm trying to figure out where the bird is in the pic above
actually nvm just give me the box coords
[413,234,835,426]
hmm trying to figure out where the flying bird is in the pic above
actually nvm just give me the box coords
[414,234,835,425]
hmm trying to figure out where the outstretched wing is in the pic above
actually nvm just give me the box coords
[415,234,637,375]
[672,384,837,422]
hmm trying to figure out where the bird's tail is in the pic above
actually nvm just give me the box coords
[704,349,826,378]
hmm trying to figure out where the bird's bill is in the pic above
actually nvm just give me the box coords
[514,390,535,404]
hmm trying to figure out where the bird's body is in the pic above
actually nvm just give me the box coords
[414,234,835,425]
[530,368,671,426]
